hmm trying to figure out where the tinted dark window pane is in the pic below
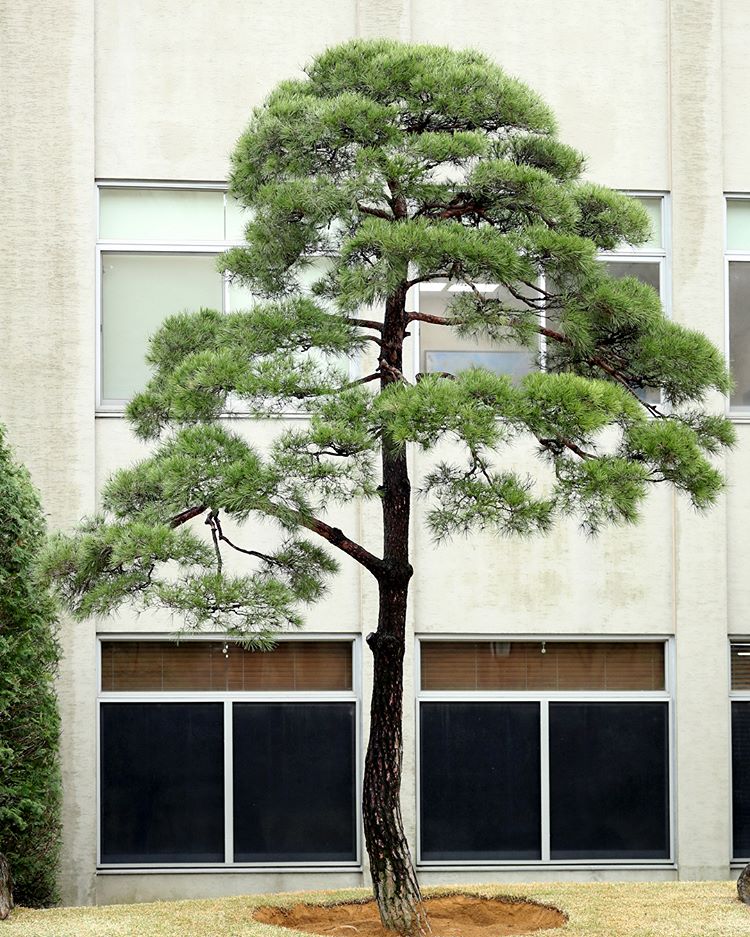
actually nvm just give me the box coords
[732,703,750,857]
[420,703,541,860]
[101,703,224,863]
[233,703,356,862]
[549,702,669,859]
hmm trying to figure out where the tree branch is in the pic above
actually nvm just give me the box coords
[270,505,385,578]
[407,311,453,326]
[356,202,394,221]
[348,372,382,387]
[212,512,278,564]
[343,317,384,332]
[169,505,207,528]
[205,511,224,572]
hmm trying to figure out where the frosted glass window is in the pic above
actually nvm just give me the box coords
[225,196,250,241]
[727,200,750,251]
[101,253,223,401]
[729,262,750,408]
[100,188,225,241]
[419,285,539,380]
[636,197,662,250]
[227,278,258,312]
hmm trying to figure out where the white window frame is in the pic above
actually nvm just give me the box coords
[411,193,671,381]
[96,181,355,417]
[600,190,671,317]
[725,194,750,419]
[414,634,676,871]
[729,639,750,863]
[96,632,362,873]
[96,181,247,413]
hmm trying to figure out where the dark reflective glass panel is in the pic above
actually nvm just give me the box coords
[233,703,356,862]
[732,702,750,857]
[549,702,669,859]
[420,702,541,860]
[100,703,224,863]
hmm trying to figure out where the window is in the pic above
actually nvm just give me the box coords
[97,184,250,408]
[727,198,750,411]
[97,184,343,410]
[731,642,750,858]
[98,638,359,867]
[413,195,668,382]
[417,639,672,865]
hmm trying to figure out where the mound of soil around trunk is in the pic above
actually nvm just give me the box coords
[254,894,566,937]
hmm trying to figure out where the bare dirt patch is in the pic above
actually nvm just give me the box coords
[254,894,566,937]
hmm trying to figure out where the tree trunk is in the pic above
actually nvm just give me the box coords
[738,863,750,904]
[362,276,429,936]
[0,853,12,920]
[363,581,427,935]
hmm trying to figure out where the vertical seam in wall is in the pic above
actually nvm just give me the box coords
[666,0,674,194]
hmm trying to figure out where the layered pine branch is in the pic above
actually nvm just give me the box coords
[43,40,734,644]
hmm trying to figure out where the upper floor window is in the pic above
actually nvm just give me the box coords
[727,198,750,412]
[97,184,250,409]
[414,194,669,382]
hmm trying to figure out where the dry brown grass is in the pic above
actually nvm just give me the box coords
[3,882,750,937]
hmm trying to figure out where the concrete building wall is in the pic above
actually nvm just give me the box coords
[1,0,747,905]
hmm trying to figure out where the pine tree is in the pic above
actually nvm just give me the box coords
[44,40,734,934]
[0,425,61,914]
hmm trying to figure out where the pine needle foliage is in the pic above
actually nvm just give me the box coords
[0,426,61,908]
[44,38,733,651]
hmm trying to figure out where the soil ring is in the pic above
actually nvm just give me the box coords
[254,893,567,937]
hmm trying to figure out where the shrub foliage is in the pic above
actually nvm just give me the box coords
[0,425,61,907]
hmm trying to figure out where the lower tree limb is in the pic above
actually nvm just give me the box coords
[0,853,13,920]
[363,583,429,936]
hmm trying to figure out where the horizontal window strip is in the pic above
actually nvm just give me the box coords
[101,640,353,692]
[420,640,665,692]
[731,644,750,691]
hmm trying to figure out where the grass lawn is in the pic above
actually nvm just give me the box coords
[3,882,750,937]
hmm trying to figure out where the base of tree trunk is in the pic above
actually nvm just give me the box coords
[372,859,430,936]
[738,863,750,904]
[0,854,13,920]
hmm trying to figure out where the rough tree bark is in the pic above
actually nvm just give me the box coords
[0,853,13,920]
[362,277,430,935]
[738,863,750,904]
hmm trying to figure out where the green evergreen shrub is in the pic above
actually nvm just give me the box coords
[0,425,61,907]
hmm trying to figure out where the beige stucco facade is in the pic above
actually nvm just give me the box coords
[1,0,748,906]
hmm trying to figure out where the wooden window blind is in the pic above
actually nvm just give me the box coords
[420,641,665,691]
[732,644,750,691]
[101,640,353,692]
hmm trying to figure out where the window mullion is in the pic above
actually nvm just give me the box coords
[540,699,550,862]
[224,700,234,865]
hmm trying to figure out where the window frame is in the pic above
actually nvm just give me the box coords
[411,192,671,383]
[96,181,246,413]
[729,639,750,862]
[725,194,750,419]
[96,632,362,872]
[96,181,354,416]
[414,634,676,870]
